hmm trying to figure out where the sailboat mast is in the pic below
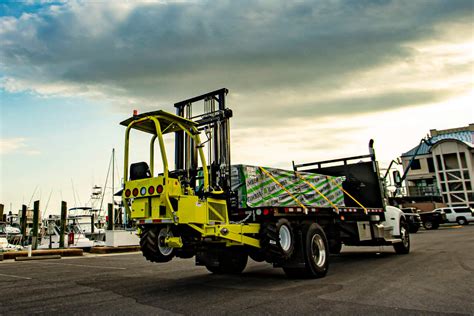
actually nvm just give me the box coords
[112,148,115,230]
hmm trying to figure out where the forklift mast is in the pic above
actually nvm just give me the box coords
[174,88,233,197]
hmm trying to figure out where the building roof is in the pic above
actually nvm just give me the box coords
[401,130,474,157]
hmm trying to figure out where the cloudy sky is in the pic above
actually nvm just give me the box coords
[0,0,473,215]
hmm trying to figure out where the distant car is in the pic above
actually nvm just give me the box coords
[434,206,474,225]
[418,209,446,230]
[400,208,422,233]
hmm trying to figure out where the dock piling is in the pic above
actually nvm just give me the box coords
[21,205,27,244]
[59,201,67,248]
[32,201,40,250]
[107,203,113,230]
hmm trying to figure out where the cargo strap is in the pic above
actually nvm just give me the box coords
[259,167,308,213]
[328,177,368,214]
[294,172,339,213]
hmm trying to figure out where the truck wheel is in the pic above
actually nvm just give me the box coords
[393,220,410,254]
[457,217,468,225]
[205,247,248,274]
[423,221,434,230]
[283,223,329,279]
[304,223,329,277]
[277,218,295,258]
[261,218,295,261]
[140,226,175,263]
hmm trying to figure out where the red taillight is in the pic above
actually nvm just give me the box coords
[156,185,163,194]
[132,188,139,196]
[148,186,155,194]
[263,208,270,216]
[125,189,131,198]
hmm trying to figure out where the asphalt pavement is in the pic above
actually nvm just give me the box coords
[0,224,473,315]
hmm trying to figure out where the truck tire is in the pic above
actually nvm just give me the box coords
[393,220,410,254]
[423,221,434,230]
[260,218,295,261]
[457,217,468,225]
[140,226,175,263]
[205,247,248,274]
[283,223,329,279]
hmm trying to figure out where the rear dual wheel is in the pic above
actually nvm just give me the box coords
[283,223,329,279]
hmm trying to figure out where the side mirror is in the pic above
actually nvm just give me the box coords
[393,171,402,187]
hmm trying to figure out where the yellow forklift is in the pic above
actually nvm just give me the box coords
[121,89,410,278]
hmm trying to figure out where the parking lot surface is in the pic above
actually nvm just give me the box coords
[1,225,473,315]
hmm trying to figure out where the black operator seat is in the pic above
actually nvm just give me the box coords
[130,162,151,180]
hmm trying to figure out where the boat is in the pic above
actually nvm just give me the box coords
[0,221,23,251]
[68,207,106,241]
[38,217,97,249]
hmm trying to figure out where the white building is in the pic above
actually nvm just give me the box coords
[401,124,474,208]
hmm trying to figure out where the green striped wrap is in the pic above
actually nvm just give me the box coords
[231,165,345,209]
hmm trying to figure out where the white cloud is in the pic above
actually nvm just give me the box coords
[0,137,40,155]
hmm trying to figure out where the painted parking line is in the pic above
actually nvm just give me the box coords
[0,273,32,280]
[30,261,127,270]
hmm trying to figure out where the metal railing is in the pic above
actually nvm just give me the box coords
[407,185,440,196]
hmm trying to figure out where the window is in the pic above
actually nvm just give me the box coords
[465,181,472,191]
[411,159,421,170]
[441,183,447,192]
[453,207,470,213]
[442,194,448,203]
[427,157,435,173]
[451,192,467,202]
[447,171,462,181]
[436,155,443,170]
[443,153,459,170]
[448,182,463,191]
[444,209,452,214]
[460,152,467,169]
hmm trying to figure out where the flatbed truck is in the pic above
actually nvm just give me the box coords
[120,88,410,278]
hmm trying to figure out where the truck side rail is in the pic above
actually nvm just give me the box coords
[292,153,374,171]
[292,148,384,209]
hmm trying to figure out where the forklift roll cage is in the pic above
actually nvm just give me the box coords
[121,110,210,192]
